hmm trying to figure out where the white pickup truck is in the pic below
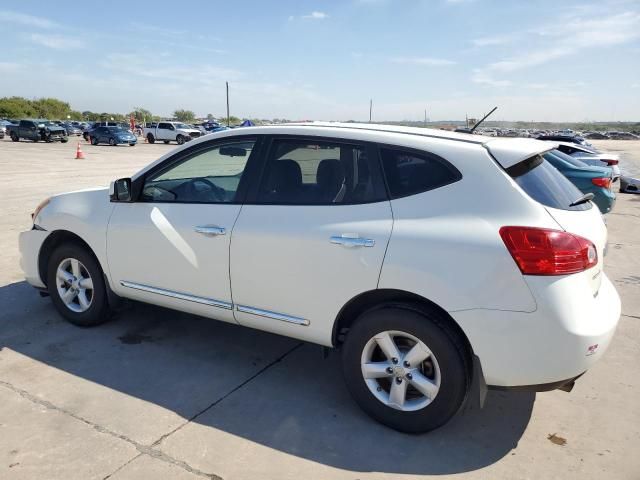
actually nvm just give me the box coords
[143,121,201,145]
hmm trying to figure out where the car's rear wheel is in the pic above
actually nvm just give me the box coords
[109,137,116,146]
[147,133,155,144]
[129,143,135,147]
[342,305,469,433]
[10,133,18,142]
[46,243,111,327]
[176,134,185,145]
[91,137,99,145]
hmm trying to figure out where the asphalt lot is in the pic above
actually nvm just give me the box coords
[0,136,639,479]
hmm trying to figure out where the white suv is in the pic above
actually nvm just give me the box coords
[18,123,620,433]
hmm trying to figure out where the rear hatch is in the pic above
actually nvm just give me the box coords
[503,153,607,296]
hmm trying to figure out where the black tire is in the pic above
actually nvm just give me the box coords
[91,137,99,145]
[83,133,89,142]
[109,137,116,146]
[176,134,185,145]
[129,143,135,147]
[10,133,18,142]
[341,305,469,433]
[147,133,155,144]
[163,140,170,144]
[46,243,111,327]
[61,138,69,143]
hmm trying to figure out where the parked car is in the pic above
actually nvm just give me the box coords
[619,175,640,193]
[89,126,137,146]
[18,123,620,433]
[582,132,610,140]
[552,141,621,182]
[63,123,83,136]
[543,150,615,213]
[83,122,129,141]
[536,134,591,146]
[7,119,68,143]
[0,119,15,135]
[143,121,201,145]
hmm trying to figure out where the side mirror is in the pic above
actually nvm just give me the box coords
[110,178,133,202]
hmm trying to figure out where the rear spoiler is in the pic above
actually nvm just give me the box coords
[483,138,558,169]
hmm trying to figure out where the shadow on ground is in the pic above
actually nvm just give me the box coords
[0,281,534,475]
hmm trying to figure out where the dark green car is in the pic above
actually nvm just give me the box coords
[543,150,616,213]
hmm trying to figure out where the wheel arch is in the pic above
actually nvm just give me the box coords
[38,230,103,288]
[332,288,475,360]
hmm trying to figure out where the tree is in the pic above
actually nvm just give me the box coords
[173,109,196,122]
[130,107,153,123]
[0,96,37,118]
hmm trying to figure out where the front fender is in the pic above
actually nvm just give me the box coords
[37,187,114,276]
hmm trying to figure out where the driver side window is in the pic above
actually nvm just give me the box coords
[141,140,255,203]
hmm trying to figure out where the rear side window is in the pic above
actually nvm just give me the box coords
[507,155,591,211]
[380,148,461,199]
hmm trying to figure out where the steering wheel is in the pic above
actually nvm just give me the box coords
[184,177,226,202]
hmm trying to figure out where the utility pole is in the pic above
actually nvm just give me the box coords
[226,81,230,127]
[424,109,427,127]
[369,99,372,123]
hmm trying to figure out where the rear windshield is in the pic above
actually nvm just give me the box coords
[507,155,591,211]
[548,150,589,168]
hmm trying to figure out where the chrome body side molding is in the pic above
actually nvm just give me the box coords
[235,304,310,326]
[120,281,233,310]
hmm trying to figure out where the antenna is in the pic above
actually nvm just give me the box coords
[469,106,498,133]
[369,99,372,123]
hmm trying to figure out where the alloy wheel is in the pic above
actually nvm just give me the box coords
[55,258,94,313]
[361,330,441,411]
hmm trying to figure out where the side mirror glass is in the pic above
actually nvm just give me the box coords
[110,178,133,202]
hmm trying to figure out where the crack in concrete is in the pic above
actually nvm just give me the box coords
[622,313,640,320]
[0,380,222,480]
[151,342,304,448]
[0,342,303,480]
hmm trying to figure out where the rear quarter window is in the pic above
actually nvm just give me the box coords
[507,155,591,211]
[380,148,461,199]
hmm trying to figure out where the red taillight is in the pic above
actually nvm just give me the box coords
[591,177,611,189]
[604,159,618,166]
[499,226,598,275]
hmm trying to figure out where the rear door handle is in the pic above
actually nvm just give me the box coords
[330,235,375,247]
[194,225,226,236]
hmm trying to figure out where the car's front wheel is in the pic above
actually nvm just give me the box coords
[342,305,469,433]
[109,137,116,146]
[47,243,111,327]
[10,133,18,142]
[176,134,185,145]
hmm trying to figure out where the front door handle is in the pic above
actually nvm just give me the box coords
[194,225,226,236]
[330,235,375,247]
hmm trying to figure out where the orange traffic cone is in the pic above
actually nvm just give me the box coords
[75,142,85,159]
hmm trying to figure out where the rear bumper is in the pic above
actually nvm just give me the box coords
[451,272,621,387]
[18,228,49,289]
[592,188,616,214]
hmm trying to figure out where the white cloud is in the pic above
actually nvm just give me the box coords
[472,34,516,47]
[302,11,329,20]
[471,70,512,87]
[472,10,640,86]
[28,33,81,50]
[0,11,58,29]
[0,62,23,72]
[391,56,456,66]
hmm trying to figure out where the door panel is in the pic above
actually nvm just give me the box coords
[231,203,392,345]
[108,203,240,323]
[107,137,259,322]
[229,136,392,346]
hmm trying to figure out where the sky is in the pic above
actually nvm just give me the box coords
[0,0,639,122]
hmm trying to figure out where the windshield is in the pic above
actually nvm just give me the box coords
[107,126,126,132]
[507,155,591,211]
[174,123,191,129]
